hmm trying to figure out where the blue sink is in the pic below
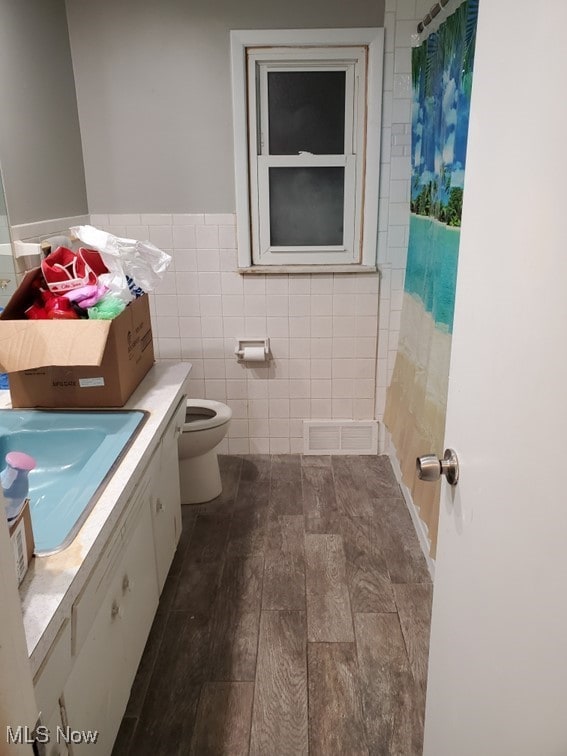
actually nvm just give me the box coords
[0,410,148,555]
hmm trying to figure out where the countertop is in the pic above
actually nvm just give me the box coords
[7,361,191,677]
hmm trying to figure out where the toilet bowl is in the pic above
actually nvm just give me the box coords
[178,399,232,504]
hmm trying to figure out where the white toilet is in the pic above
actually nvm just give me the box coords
[178,399,232,504]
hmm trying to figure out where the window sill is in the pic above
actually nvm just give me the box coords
[238,264,378,275]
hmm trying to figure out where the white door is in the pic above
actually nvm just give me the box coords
[423,3,567,754]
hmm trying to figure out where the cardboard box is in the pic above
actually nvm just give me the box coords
[9,499,34,584]
[0,268,154,408]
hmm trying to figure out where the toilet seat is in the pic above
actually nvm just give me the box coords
[184,399,232,432]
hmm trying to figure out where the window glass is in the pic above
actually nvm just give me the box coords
[267,71,346,155]
[269,166,345,246]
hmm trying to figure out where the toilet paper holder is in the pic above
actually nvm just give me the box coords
[235,338,271,362]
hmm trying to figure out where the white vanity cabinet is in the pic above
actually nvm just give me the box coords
[151,397,185,592]
[32,395,186,754]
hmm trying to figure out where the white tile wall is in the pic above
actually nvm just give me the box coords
[94,212,380,453]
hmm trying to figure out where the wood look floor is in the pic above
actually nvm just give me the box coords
[113,454,433,756]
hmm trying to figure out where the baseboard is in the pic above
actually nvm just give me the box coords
[383,427,436,580]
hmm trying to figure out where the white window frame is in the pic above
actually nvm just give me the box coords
[230,28,384,272]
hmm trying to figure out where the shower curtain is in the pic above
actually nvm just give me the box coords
[384,0,479,555]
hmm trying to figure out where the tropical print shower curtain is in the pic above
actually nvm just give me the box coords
[384,0,479,555]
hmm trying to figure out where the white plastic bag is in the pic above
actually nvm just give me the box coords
[70,225,172,301]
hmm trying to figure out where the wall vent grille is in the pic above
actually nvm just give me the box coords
[303,420,378,455]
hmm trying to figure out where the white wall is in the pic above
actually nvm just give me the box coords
[0,0,87,225]
[65,0,383,213]
[69,0,430,452]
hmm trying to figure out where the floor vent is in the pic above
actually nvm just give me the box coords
[303,420,378,455]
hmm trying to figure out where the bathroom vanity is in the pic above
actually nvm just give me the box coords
[12,361,191,755]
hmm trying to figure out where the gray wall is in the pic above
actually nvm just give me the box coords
[0,0,88,225]
[66,0,384,214]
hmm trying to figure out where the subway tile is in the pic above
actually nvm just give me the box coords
[310,399,332,418]
[377,331,389,359]
[221,272,244,295]
[197,249,220,271]
[311,317,332,338]
[355,359,375,379]
[267,317,289,338]
[201,317,223,337]
[354,379,375,399]
[332,274,357,293]
[156,316,180,338]
[267,295,289,317]
[356,294,379,317]
[289,338,311,359]
[126,224,150,240]
[250,419,269,437]
[311,295,332,317]
[227,418,249,438]
[249,399,268,418]
[396,0,417,20]
[155,272,177,295]
[175,271,200,295]
[222,316,245,338]
[356,337,378,359]
[290,398,310,418]
[332,294,356,317]
[205,213,234,226]
[141,213,172,225]
[174,249,198,272]
[332,317,356,339]
[374,388,387,418]
[244,316,268,337]
[332,360,355,379]
[311,359,332,380]
[178,316,201,337]
[289,317,311,339]
[389,310,402,331]
[354,398,375,420]
[158,338,181,359]
[332,398,353,417]
[222,295,245,317]
[289,418,303,438]
[268,379,290,398]
[220,249,238,271]
[289,360,310,380]
[173,226,197,249]
[149,225,173,249]
[187,359,204,379]
[288,275,310,294]
[356,274,380,293]
[310,339,332,359]
[180,337,203,359]
[247,380,268,399]
[269,419,290,438]
[310,274,333,294]
[377,358,389,385]
[266,275,289,294]
[356,317,379,338]
[199,295,223,317]
[289,380,311,399]
[90,213,109,226]
[289,294,310,317]
[270,438,291,454]
[243,276,266,295]
[228,399,248,419]
[390,156,411,181]
[187,379,205,397]
[173,213,204,225]
[225,360,248,380]
[154,295,178,318]
[228,438,250,454]
[270,338,290,359]
[218,225,237,249]
[332,338,355,358]
[391,268,405,290]
[201,338,225,358]
[205,380,227,401]
[197,271,221,293]
[196,224,219,249]
[395,18,417,47]
[269,398,290,418]
[393,73,412,99]
[250,437,271,454]
[112,213,140,225]
[245,295,267,316]
[332,379,354,398]
[311,380,332,399]
[204,359,226,380]
[271,360,290,379]
[394,45,412,75]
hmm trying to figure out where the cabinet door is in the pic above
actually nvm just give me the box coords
[152,399,184,592]
[63,499,158,754]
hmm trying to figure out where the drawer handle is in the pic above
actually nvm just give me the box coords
[122,574,130,593]
[155,497,164,513]
[111,600,120,620]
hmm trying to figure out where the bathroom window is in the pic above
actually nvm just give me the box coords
[231,29,384,271]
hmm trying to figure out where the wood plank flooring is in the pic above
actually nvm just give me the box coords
[113,454,433,756]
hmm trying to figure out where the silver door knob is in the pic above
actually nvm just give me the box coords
[416,448,459,486]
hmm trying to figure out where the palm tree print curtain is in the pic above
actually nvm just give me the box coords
[384,0,478,556]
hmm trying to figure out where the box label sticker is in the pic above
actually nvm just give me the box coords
[79,377,105,388]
